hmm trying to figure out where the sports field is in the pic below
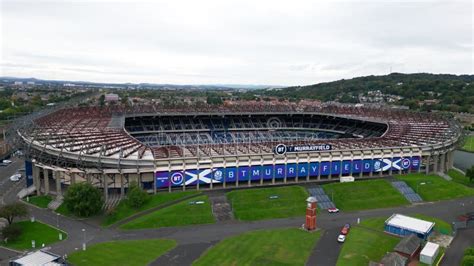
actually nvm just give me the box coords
[396,173,474,201]
[322,179,409,211]
[67,239,176,266]
[462,135,474,152]
[102,191,200,226]
[193,228,321,266]
[120,195,214,229]
[0,221,67,250]
[226,186,309,221]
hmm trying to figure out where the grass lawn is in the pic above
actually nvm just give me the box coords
[193,228,321,266]
[462,135,474,152]
[337,226,399,266]
[55,203,75,217]
[322,179,409,211]
[227,186,309,221]
[120,195,214,229]
[396,173,474,201]
[448,169,474,188]
[24,195,52,208]
[102,191,200,226]
[0,221,67,251]
[67,239,176,266]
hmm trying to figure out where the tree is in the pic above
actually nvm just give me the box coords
[98,94,105,107]
[127,182,150,209]
[466,166,474,183]
[1,224,21,242]
[0,203,28,225]
[64,183,104,217]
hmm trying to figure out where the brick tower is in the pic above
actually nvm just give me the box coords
[305,196,317,231]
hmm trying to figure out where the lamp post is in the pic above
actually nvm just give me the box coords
[82,228,86,251]
[57,213,62,240]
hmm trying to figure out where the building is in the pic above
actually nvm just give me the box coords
[379,252,408,266]
[12,103,460,202]
[420,242,440,265]
[10,250,64,266]
[104,93,119,102]
[385,214,435,240]
[393,234,422,260]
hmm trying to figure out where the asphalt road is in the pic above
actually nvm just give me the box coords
[0,157,25,205]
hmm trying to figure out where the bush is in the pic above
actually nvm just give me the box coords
[1,224,22,242]
[462,255,474,266]
[64,183,104,217]
[127,182,150,209]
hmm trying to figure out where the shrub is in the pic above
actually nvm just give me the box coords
[64,183,103,217]
[127,182,150,209]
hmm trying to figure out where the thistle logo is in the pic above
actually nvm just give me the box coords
[401,158,411,169]
[373,161,381,170]
[170,172,184,185]
[214,170,223,181]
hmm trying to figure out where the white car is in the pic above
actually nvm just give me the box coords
[9,174,22,182]
[2,160,12,165]
[327,207,339,213]
[337,234,346,243]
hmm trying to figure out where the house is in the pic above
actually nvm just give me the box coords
[9,250,65,266]
[394,234,422,259]
[372,252,408,266]
[384,214,435,240]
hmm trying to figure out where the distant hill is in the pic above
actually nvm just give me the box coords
[259,73,474,113]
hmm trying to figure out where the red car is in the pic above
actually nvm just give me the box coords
[340,224,351,235]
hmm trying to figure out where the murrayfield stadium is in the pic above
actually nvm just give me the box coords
[10,102,462,199]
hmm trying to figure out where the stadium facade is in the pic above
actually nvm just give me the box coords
[14,103,462,199]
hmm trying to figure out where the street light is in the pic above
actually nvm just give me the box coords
[82,228,86,251]
[57,213,62,240]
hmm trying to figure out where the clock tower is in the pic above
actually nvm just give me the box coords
[305,196,317,231]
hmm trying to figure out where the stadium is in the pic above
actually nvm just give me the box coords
[12,102,462,200]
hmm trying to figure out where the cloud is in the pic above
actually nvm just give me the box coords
[1,0,472,86]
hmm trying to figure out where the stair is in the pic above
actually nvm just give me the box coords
[48,195,63,210]
[103,193,122,212]
[209,195,234,222]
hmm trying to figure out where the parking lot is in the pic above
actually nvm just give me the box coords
[0,157,26,204]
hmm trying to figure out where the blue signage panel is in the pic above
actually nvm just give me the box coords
[155,156,423,188]
[262,165,273,180]
[25,160,33,187]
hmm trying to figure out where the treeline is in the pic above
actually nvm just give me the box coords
[258,73,474,113]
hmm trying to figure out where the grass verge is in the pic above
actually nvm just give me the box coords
[24,195,53,208]
[226,185,309,221]
[396,173,474,201]
[120,195,214,229]
[193,228,322,266]
[448,169,474,188]
[461,135,474,152]
[322,179,409,211]
[67,239,176,266]
[102,191,200,226]
[0,221,67,251]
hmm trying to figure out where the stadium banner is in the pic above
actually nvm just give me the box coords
[25,160,33,187]
[274,143,332,155]
[155,156,422,188]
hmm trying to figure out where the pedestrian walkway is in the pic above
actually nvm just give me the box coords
[102,193,121,212]
[391,181,423,203]
[48,195,63,210]
[209,194,234,222]
[307,186,336,209]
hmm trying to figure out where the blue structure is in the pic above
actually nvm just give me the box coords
[384,214,435,240]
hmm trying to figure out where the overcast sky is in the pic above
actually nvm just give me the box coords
[1,0,472,86]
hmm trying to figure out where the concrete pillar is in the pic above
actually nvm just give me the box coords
[43,168,50,195]
[153,171,157,194]
[33,166,41,196]
[425,156,431,174]
[70,172,76,185]
[103,174,108,201]
[120,173,125,197]
[54,171,62,196]
[433,155,439,173]
[439,153,446,173]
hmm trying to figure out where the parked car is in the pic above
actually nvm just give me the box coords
[337,234,346,243]
[2,160,12,165]
[10,173,22,182]
[340,224,351,235]
[327,207,339,213]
